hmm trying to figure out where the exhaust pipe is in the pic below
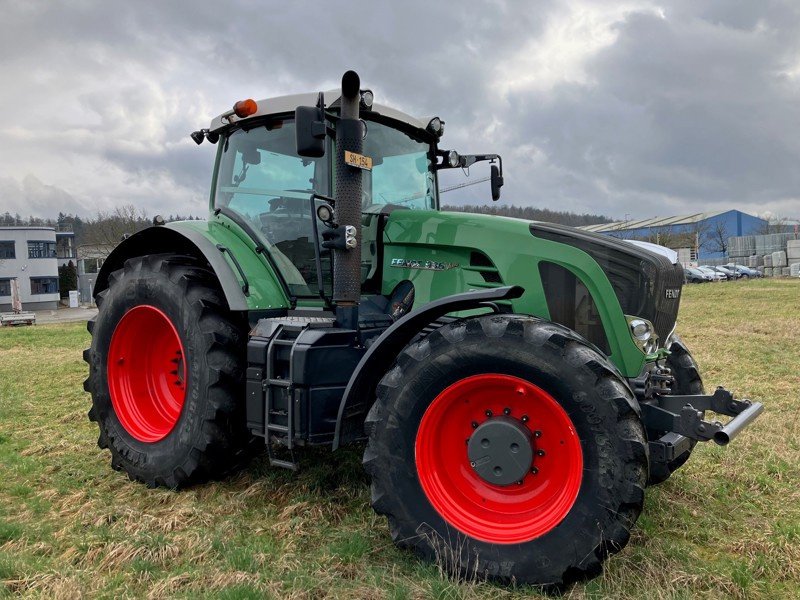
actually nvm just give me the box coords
[333,70,363,329]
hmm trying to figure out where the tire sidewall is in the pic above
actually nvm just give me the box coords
[90,263,213,479]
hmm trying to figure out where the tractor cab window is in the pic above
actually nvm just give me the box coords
[355,121,437,285]
[214,120,331,298]
[359,121,437,211]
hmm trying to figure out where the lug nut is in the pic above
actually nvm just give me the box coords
[516,480,523,485]
[471,421,479,429]
[485,409,493,417]
[503,407,511,415]
[534,430,542,438]
[521,415,529,423]
[531,467,539,475]
[470,461,476,468]
[537,449,546,457]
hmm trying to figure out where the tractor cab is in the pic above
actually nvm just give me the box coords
[202,89,501,307]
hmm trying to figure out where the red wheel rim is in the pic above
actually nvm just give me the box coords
[107,305,187,443]
[415,374,583,544]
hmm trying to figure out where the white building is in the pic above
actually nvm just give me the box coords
[0,227,61,310]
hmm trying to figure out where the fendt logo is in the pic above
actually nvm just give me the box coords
[665,288,681,300]
[390,258,459,271]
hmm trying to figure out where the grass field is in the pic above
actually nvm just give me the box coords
[1,279,799,599]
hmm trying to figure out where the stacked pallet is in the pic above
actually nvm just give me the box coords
[728,235,755,260]
[789,240,800,262]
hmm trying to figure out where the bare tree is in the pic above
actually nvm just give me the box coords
[705,221,729,254]
[80,205,150,255]
[755,214,789,235]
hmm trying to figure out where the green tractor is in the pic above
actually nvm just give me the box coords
[84,71,762,587]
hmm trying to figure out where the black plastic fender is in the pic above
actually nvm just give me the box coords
[93,224,249,311]
[332,285,525,449]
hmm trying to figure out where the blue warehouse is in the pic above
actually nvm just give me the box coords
[581,210,768,261]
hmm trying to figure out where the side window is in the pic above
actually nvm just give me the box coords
[30,277,59,295]
[538,261,611,355]
[214,120,331,298]
[0,241,15,259]
[28,241,56,259]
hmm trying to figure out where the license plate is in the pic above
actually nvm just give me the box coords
[344,151,373,170]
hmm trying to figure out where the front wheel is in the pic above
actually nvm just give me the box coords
[363,316,648,587]
[83,254,252,488]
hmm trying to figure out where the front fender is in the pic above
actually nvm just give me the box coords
[94,221,289,312]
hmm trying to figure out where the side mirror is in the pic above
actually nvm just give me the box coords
[491,164,504,201]
[296,92,328,158]
[242,146,261,165]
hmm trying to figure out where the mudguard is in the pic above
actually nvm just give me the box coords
[94,223,250,311]
[333,285,525,448]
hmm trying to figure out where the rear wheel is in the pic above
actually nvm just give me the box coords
[364,315,648,587]
[83,254,251,488]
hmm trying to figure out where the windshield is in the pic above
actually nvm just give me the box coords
[360,121,437,210]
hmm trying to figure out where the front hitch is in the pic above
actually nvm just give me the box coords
[641,387,764,446]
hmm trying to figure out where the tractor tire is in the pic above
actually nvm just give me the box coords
[646,334,705,485]
[363,315,648,588]
[83,254,252,488]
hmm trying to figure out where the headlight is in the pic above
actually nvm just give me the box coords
[626,316,659,355]
[447,149,461,168]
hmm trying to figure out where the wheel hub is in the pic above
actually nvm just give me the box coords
[467,415,534,486]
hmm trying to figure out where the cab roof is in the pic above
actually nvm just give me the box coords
[209,90,431,134]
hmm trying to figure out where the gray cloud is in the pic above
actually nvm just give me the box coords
[0,0,798,221]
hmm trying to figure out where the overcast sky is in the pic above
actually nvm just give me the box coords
[1,0,799,222]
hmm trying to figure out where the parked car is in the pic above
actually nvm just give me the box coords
[715,265,741,279]
[726,264,763,278]
[697,266,727,281]
[685,267,712,283]
[702,265,737,279]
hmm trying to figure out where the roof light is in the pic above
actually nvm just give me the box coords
[427,117,444,136]
[360,90,374,109]
[233,99,258,118]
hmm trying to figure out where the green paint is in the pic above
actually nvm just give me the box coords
[380,210,646,377]
[170,217,290,311]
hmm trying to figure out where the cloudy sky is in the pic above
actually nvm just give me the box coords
[1,0,799,221]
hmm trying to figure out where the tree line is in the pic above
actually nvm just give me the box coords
[0,206,201,253]
[441,204,611,227]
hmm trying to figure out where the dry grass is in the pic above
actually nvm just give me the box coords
[1,278,799,598]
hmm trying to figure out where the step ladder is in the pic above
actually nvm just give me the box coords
[262,323,306,471]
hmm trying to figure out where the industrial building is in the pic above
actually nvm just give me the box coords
[0,226,62,310]
[581,210,767,261]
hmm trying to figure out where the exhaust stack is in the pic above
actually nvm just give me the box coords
[333,70,363,329]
